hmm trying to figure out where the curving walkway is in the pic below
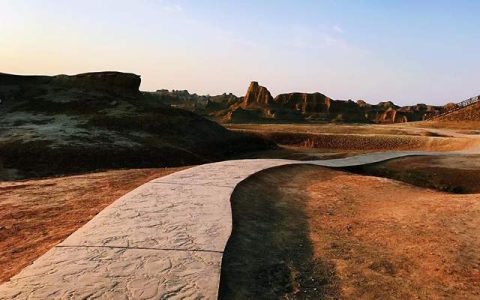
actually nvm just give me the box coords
[0,148,475,299]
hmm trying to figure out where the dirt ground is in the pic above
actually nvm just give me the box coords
[346,154,480,194]
[226,123,444,136]
[232,145,356,161]
[227,123,477,153]
[2,121,479,295]
[406,120,480,132]
[221,165,480,299]
[0,167,187,283]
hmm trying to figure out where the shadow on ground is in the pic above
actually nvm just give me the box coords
[343,154,480,194]
[219,165,339,299]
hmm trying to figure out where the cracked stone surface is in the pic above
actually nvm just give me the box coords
[0,153,457,299]
[0,246,221,299]
[60,183,233,251]
[0,159,293,300]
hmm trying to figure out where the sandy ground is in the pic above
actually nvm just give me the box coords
[0,167,187,283]
[221,165,480,299]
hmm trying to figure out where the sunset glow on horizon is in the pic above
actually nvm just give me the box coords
[1,0,479,105]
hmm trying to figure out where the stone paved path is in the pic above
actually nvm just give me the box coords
[0,151,464,299]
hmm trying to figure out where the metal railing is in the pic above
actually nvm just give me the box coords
[425,95,480,120]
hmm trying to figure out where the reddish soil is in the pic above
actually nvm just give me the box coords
[0,167,187,283]
[221,165,480,299]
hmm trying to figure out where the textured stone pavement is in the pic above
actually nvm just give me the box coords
[0,152,454,299]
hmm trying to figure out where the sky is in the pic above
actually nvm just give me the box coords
[1,0,479,105]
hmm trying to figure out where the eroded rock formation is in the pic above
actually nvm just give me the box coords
[129,81,448,124]
[275,92,331,113]
[242,81,274,107]
[220,82,443,123]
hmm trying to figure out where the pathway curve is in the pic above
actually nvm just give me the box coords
[0,141,478,299]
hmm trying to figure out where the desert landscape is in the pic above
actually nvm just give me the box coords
[1,1,480,299]
[1,70,480,299]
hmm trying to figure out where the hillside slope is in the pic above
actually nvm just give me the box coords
[0,72,273,179]
[435,102,480,121]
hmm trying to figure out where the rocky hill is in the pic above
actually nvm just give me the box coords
[150,82,444,124]
[434,101,480,121]
[219,82,443,123]
[242,81,274,107]
[0,72,142,93]
[0,72,273,179]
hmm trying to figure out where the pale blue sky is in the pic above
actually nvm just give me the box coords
[1,0,479,105]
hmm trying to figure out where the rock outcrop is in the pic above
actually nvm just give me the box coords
[0,72,141,94]
[138,81,447,124]
[0,72,273,179]
[242,81,274,107]
[53,72,141,93]
[217,82,443,123]
[435,101,480,121]
[275,92,331,113]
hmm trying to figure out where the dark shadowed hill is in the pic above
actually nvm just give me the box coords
[0,72,273,179]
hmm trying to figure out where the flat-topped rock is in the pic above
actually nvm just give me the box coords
[0,71,141,93]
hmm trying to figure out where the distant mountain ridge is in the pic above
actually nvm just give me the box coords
[149,81,445,123]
